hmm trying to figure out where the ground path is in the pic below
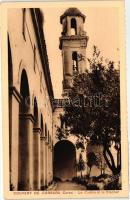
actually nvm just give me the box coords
[54,181,86,190]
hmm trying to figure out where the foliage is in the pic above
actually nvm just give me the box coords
[104,180,121,190]
[57,46,121,176]
[87,152,98,176]
[77,153,85,177]
[95,152,107,175]
[86,183,99,190]
[72,176,88,186]
[53,177,62,182]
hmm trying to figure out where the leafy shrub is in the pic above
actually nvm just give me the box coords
[86,183,99,190]
[53,177,62,182]
[97,174,109,179]
[72,177,78,182]
[72,176,88,186]
[104,181,121,190]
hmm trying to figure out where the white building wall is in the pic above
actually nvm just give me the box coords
[8,8,53,190]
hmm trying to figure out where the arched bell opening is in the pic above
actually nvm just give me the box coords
[71,18,77,35]
[72,51,78,72]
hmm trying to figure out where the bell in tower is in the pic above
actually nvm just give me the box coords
[59,8,89,95]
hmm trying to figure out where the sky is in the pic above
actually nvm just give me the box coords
[42,5,120,98]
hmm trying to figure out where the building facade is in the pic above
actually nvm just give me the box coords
[8,7,111,191]
[53,8,112,180]
[8,8,54,191]
[53,8,89,180]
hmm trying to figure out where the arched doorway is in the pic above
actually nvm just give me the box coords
[18,69,30,190]
[53,140,76,181]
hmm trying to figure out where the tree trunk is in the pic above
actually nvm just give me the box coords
[81,170,82,178]
[103,145,121,176]
[101,168,103,175]
[100,161,103,175]
[88,167,91,177]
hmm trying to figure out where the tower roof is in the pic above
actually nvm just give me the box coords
[60,7,86,23]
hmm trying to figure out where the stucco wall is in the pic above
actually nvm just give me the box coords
[8,8,53,190]
[8,9,53,130]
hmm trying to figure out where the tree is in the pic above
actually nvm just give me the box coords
[57,46,121,176]
[77,153,85,178]
[95,152,107,175]
[87,152,98,177]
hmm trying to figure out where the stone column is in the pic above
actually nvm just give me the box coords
[9,87,22,190]
[48,145,51,185]
[40,135,45,190]
[33,128,41,190]
[45,142,47,188]
[19,113,34,190]
[47,142,50,185]
[43,138,46,189]
[27,114,34,190]
[45,141,49,188]
[50,145,52,183]
[49,144,53,184]
[67,16,71,35]
[51,144,53,181]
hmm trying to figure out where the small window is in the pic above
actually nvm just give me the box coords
[72,51,78,72]
[22,8,26,40]
[71,18,77,35]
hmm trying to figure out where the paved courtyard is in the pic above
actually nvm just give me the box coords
[55,181,86,190]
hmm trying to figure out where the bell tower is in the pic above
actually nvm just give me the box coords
[59,8,89,95]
